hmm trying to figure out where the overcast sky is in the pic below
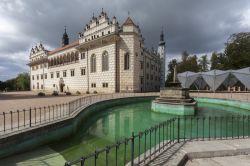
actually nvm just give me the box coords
[0,0,250,81]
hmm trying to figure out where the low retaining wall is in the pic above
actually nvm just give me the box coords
[190,92,250,102]
[0,96,156,159]
[195,97,250,110]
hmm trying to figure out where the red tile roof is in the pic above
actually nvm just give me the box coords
[48,40,79,55]
[123,17,136,26]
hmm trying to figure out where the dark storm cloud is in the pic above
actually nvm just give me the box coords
[0,0,250,80]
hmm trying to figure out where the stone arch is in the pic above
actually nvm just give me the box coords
[124,52,130,70]
[71,52,75,62]
[90,54,96,73]
[102,50,109,71]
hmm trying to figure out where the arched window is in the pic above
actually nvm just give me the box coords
[48,59,51,67]
[124,52,130,70]
[90,54,96,73]
[64,54,67,63]
[57,57,60,65]
[60,56,63,64]
[67,54,70,62]
[71,53,75,62]
[102,51,109,71]
[75,52,79,61]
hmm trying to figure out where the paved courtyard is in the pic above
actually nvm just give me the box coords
[147,139,250,166]
[0,91,84,113]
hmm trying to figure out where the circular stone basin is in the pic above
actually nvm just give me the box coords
[151,98,197,115]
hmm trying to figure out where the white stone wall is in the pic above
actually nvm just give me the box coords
[87,44,116,93]
[119,33,135,92]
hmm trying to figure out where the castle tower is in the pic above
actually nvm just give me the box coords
[157,29,166,87]
[62,26,69,47]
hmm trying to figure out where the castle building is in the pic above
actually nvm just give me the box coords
[28,10,162,93]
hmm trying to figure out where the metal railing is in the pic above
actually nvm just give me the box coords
[65,115,250,166]
[0,93,158,135]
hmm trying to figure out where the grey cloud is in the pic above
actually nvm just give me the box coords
[0,0,250,80]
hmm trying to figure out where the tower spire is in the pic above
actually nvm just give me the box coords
[159,27,165,46]
[62,26,69,47]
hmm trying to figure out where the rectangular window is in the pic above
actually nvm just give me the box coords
[124,53,130,70]
[56,72,60,78]
[71,69,75,76]
[44,63,47,68]
[51,72,54,79]
[141,77,144,84]
[45,74,47,79]
[32,75,34,80]
[102,32,104,36]
[81,67,86,75]
[63,71,67,77]
[37,75,39,80]
[41,84,43,89]
[91,83,96,88]
[41,74,43,79]
[140,61,143,69]
[81,52,85,59]
[102,83,108,88]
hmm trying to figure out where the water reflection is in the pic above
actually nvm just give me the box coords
[52,100,250,162]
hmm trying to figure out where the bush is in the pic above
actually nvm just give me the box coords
[37,92,45,96]
[66,92,71,95]
[93,90,98,94]
[52,91,58,96]
[76,91,81,95]
[86,91,90,94]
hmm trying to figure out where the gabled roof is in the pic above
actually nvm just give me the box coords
[48,40,79,55]
[123,17,136,26]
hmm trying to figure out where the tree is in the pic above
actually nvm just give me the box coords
[198,55,209,72]
[177,51,199,73]
[210,52,227,70]
[16,73,30,91]
[166,59,177,83]
[224,32,250,69]
[181,50,189,62]
[0,72,30,91]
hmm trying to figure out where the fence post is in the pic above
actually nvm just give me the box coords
[29,107,32,127]
[10,111,13,130]
[177,117,180,143]
[17,110,19,129]
[3,112,5,132]
[131,132,135,166]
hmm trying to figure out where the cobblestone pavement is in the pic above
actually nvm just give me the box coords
[0,91,85,113]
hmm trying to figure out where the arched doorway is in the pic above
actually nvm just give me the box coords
[59,78,65,92]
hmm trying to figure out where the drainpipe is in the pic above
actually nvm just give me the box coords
[87,48,89,92]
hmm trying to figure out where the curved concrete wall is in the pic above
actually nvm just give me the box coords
[0,96,155,159]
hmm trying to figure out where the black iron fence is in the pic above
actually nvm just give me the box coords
[0,93,158,135]
[64,115,250,166]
